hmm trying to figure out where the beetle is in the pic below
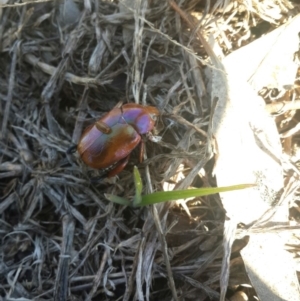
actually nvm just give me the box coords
[77,103,159,177]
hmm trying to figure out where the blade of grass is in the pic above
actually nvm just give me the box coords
[133,166,143,206]
[138,184,255,206]
[104,194,131,206]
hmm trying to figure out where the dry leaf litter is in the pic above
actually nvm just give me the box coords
[0,0,299,300]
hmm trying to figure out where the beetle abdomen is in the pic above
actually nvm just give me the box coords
[78,124,140,169]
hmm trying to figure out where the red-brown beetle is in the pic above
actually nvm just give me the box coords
[77,103,159,177]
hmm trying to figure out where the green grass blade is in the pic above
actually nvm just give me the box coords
[133,166,143,206]
[139,184,255,206]
[104,193,131,206]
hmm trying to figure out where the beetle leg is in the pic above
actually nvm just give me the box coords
[107,155,130,177]
[119,105,127,125]
[139,139,145,163]
[90,176,105,183]
[67,144,77,154]
[114,101,123,109]
[95,121,112,134]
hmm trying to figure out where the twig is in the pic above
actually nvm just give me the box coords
[1,42,18,137]
[168,114,208,137]
[54,215,75,301]
[123,242,140,301]
[168,0,223,69]
[220,219,236,301]
[132,0,148,103]
[265,99,300,114]
[151,205,179,301]
[85,226,115,301]
[25,53,111,87]
[0,0,52,8]
[72,86,89,144]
